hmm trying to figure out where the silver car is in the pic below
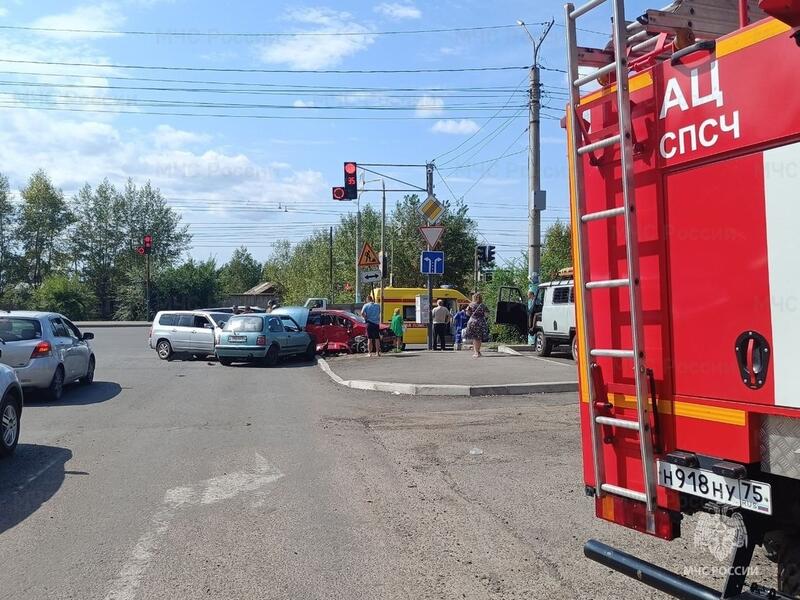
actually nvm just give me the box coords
[0,362,22,457]
[0,311,95,402]
[149,310,230,360]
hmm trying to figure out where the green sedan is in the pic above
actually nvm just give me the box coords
[215,314,316,366]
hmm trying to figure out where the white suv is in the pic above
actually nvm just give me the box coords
[530,275,576,359]
[0,362,22,457]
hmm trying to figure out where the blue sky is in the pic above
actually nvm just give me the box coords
[0,0,653,266]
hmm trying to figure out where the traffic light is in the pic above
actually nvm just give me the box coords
[486,245,496,264]
[332,186,347,201]
[143,234,153,255]
[476,245,487,262]
[344,162,358,199]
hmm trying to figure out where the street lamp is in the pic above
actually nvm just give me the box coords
[517,18,553,297]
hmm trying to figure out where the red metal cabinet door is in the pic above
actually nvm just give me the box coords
[666,151,775,405]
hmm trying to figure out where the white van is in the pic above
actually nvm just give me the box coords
[530,274,576,359]
[149,310,230,360]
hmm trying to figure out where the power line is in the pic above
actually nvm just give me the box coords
[433,75,528,162]
[0,22,547,38]
[0,70,526,93]
[437,147,527,170]
[460,129,530,198]
[0,57,531,75]
[0,102,530,120]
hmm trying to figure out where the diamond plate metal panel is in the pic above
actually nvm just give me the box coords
[761,415,800,480]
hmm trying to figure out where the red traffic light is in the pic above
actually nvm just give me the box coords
[143,235,152,245]
[332,186,347,200]
[136,246,145,255]
[344,162,357,175]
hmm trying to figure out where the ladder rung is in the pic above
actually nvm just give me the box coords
[574,62,616,88]
[581,206,625,222]
[586,278,630,289]
[595,416,641,431]
[601,483,647,503]
[631,35,660,54]
[578,134,620,156]
[590,349,635,358]
[570,0,609,20]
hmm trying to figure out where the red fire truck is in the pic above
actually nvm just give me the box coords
[565,0,800,597]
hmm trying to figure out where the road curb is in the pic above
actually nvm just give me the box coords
[316,357,578,397]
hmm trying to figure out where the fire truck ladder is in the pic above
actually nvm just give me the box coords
[564,0,658,533]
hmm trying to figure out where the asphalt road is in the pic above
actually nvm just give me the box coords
[0,328,775,599]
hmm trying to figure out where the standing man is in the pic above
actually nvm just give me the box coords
[361,295,382,357]
[453,303,469,351]
[431,299,451,351]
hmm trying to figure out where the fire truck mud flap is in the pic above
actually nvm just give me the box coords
[584,540,793,599]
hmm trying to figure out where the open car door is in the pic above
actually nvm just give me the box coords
[495,286,527,337]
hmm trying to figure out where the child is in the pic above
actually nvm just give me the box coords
[453,303,470,351]
[390,307,404,351]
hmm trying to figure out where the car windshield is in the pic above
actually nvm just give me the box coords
[0,317,43,342]
[348,312,365,323]
[223,316,263,332]
[208,313,229,327]
[278,316,300,331]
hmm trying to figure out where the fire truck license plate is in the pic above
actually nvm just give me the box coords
[657,461,772,515]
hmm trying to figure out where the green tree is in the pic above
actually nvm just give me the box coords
[155,258,219,310]
[114,180,192,320]
[33,274,97,320]
[18,170,73,285]
[70,180,127,318]
[218,247,263,296]
[0,173,16,296]
[540,220,572,281]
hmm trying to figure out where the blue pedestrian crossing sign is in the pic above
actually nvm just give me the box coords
[420,251,445,275]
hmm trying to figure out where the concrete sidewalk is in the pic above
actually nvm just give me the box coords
[318,350,578,396]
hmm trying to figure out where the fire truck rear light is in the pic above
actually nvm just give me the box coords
[711,460,747,479]
[664,451,699,468]
[582,206,625,222]
[595,496,679,541]
[578,134,620,155]
[30,341,52,358]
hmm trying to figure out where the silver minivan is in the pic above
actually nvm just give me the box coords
[149,310,230,360]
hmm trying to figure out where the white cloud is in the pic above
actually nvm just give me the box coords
[259,7,375,69]
[431,119,480,135]
[0,7,8,18]
[415,95,444,117]
[30,3,125,38]
[374,2,421,19]
[292,99,315,108]
[151,125,212,149]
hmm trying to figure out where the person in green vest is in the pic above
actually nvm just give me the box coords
[390,307,404,352]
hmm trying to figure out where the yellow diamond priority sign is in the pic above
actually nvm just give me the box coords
[418,194,444,224]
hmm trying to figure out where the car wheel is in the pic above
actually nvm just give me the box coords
[218,357,233,366]
[80,356,95,386]
[571,336,578,362]
[0,390,21,458]
[156,339,173,361]
[535,332,552,357]
[46,366,64,402]
[304,341,316,361]
[264,344,279,367]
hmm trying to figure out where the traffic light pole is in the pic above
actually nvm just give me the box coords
[380,179,386,322]
[145,252,150,321]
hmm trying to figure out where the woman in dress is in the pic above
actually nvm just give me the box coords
[465,292,489,358]
[390,307,404,351]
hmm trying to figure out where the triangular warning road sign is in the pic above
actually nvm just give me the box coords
[358,242,380,267]
[419,225,445,249]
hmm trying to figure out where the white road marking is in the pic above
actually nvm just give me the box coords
[103,453,284,600]
[14,455,64,493]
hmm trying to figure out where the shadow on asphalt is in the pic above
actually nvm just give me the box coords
[0,444,73,534]
[32,381,122,406]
